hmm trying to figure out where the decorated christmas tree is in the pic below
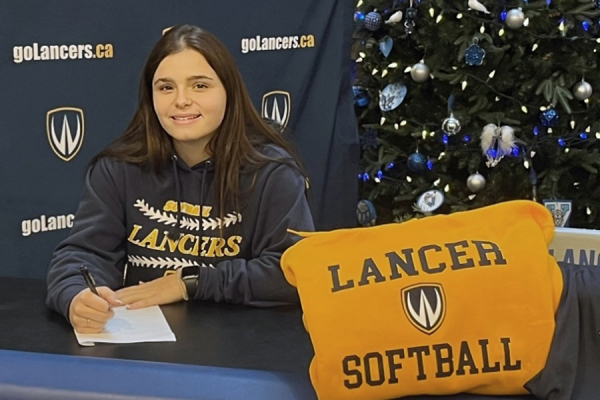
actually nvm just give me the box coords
[353,0,600,228]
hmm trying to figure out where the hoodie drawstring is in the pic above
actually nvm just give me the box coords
[168,155,182,240]
[168,155,210,248]
[199,161,209,262]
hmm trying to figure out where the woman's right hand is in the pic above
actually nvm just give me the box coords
[68,287,122,333]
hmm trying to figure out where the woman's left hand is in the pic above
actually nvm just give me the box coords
[116,274,185,309]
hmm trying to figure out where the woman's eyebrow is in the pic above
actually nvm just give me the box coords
[153,77,172,85]
[153,75,214,85]
[188,75,214,81]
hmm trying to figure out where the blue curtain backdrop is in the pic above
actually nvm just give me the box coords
[0,0,358,278]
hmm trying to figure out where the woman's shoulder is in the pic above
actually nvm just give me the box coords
[91,156,132,172]
[89,156,154,181]
[251,144,307,191]
[257,143,293,160]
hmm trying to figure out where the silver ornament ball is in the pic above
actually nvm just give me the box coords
[467,173,486,193]
[442,115,461,135]
[505,8,525,29]
[410,62,430,83]
[573,81,593,101]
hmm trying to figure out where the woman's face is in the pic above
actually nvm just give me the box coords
[152,48,227,162]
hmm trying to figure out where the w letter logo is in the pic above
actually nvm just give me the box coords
[401,283,446,335]
[262,91,291,128]
[46,107,85,162]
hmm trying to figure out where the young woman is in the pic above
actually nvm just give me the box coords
[46,25,314,334]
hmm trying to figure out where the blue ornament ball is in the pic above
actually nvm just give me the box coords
[364,12,382,31]
[407,152,427,173]
[541,108,560,127]
[354,11,366,23]
[353,86,370,107]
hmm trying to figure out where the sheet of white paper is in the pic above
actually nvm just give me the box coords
[74,305,176,346]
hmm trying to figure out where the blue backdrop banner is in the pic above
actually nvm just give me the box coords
[0,0,358,278]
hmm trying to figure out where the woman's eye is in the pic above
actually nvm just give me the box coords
[194,83,207,89]
[158,85,173,91]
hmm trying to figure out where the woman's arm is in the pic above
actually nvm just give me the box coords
[46,158,127,321]
[196,162,314,306]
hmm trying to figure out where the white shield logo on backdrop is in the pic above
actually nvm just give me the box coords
[46,107,85,162]
[262,91,291,129]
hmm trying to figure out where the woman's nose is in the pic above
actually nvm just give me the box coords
[175,91,192,108]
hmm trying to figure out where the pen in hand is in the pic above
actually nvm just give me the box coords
[80,265,99,296]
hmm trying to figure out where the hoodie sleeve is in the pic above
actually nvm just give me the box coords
[46,158,126,320]
[196,162,314,306]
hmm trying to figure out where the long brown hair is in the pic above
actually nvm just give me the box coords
[93,25,304,216]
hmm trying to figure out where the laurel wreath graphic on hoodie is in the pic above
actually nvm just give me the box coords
[126,199,244,269]
[127,255,215,269]
[134,199,242,231]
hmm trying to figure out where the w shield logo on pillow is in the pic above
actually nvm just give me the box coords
[402,283,446,335]
[281,201,563,400]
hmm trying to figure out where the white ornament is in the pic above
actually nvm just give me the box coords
[385,10,403,24]
[468,0,490,14]
[442,113,461,135]
[414,190,445,215]
[480,123,516,167]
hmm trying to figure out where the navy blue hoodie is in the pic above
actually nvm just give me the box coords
[46,145,314,320]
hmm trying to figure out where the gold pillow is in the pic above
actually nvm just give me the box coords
[281,200,563,400]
